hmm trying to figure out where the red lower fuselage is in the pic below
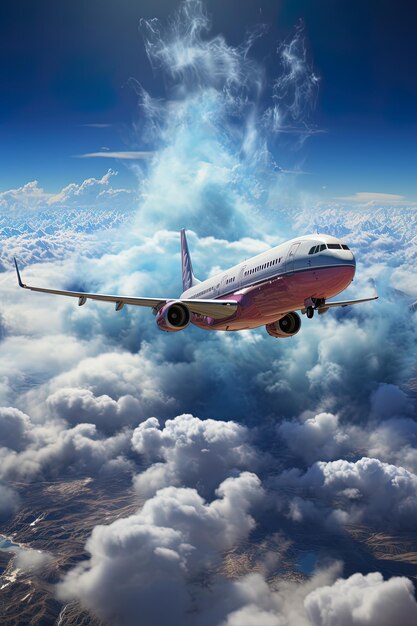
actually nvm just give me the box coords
[191,264,355,331]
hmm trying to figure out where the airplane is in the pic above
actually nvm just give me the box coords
[14,230,377,338]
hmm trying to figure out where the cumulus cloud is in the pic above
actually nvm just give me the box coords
[0,420,132,482]
[46,169,131,208]
[0,169,132,214]
[278,412,353,464]
[0,407,34,451]
[217,570,417,626]
[46,387,144,435]
[276,383,416,471]
[210,567,338,626]
[210,564,417,626]
[131,413,259,498]
[0,171,135,271]
[57,472,263,626]
[275,457,417,530]
[0,180,51,212]
[258,296,416,421]
[305,572,417,626]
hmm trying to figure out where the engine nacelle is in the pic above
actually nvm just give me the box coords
[266,312,301,338]
[155,301,191,332]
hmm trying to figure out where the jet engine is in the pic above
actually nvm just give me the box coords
[155,301,191,332]
[266,312,301,338]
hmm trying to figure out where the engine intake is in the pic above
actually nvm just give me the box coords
[266,312,301,338]
[156,302,191,332]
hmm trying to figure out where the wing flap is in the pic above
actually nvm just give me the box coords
[184,299,238,319]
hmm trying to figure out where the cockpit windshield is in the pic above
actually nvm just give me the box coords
[308,243,350,255]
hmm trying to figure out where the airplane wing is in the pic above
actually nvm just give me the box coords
[314,294,378,314]
[14,259,238,320]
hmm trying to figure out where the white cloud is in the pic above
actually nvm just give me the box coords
[77,151,153,160]
[305,572,417,626]
[0,169,133,214]
[275,457,417,530]
[14,548,54,573]
[0,407,34,451]
[0,421,132,482]
[276,383,417,471]
[57,472,262,625]
[278,412,354,464]
[131,413,259,497]
[335,192,410,205]
[47,387,144,435]
[0,180,51,211]
[47,169,131,206]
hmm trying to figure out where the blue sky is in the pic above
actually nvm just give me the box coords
[1,0,417,201]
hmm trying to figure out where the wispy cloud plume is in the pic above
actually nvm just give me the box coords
[77,151,153,160]
[264,20,320,139]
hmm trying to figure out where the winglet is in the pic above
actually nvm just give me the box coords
[14,258,25,288]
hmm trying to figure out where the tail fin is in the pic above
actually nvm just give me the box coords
[180,229,201,291]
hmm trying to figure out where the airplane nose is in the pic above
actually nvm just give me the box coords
[338,246,355,266]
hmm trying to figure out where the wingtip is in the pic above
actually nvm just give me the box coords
[14,258,25,288]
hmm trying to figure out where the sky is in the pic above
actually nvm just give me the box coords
[0,2,417,625]
[2,0,417,201]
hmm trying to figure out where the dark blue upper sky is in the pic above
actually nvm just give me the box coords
[1,0,417,200]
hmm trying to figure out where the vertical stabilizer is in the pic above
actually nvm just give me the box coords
[181,229,201,291]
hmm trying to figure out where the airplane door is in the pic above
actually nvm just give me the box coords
[285,243,300,275]
[238,265,247,288]
[219,275,228,296]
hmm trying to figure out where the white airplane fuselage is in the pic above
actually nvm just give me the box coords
[181,234,355,331]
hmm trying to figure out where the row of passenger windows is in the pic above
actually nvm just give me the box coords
[244,257,282,277]
[196,242,351,295]
[194,286,214,298]
[308,243,350,254]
